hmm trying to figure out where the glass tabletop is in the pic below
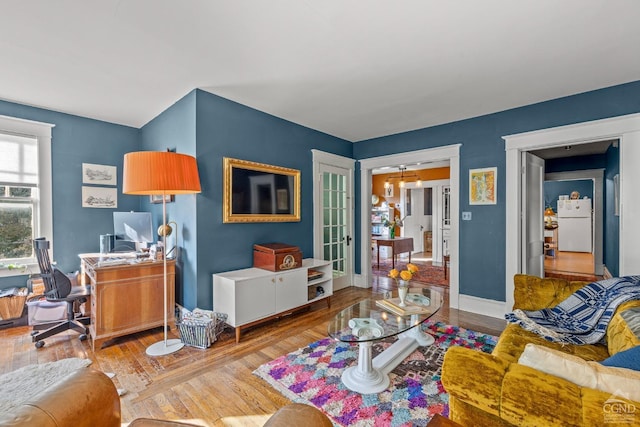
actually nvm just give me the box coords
[327,287,443,343]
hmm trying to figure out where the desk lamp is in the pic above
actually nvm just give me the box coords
[123,151,201,356]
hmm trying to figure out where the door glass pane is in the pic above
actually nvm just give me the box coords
[323,173,330,190]
[322,171,347,279]
[424,188,433,215]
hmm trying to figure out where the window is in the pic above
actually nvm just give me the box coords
[0,115,53,276]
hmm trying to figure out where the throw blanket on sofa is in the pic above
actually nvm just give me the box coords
[505,276,640,345]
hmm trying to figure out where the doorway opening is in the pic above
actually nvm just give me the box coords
[370,174,451,288]
[530,142,615,282]
[504,113,637,312]
[359,144,461,309]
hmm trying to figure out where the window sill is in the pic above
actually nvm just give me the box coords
[0,262,37,278]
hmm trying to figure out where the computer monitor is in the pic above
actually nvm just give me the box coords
[113,212,154,245]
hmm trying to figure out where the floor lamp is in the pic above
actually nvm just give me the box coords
[123,151,201,356]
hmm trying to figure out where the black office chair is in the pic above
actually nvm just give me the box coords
[31,237,90,348]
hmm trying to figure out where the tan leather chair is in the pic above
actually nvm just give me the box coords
[0,368,120,427]
[129,403,333,427]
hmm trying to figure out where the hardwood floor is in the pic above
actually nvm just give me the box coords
[544,250,603,281]
[545,250,594,275]
[0,283,505,426]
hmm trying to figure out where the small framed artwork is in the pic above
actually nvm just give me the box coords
[469,167,497,205]
[150,194,175,204]
[384,184,394,198]
[82,163,117,186]
[82,186,117,208]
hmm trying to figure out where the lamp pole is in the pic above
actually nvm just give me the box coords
[145,190,184,356]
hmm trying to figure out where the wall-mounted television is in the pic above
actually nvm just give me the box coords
[113,211,154,243]
[223,157,300,223]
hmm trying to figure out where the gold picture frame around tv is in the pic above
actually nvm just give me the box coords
[223,157,301,223]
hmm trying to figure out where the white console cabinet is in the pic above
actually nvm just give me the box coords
[213,258,332,342]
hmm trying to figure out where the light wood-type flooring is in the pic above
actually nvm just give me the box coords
[0,281,505,426]
[545,250,594,275]
[544,250,605,281]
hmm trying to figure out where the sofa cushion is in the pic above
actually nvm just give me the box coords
[518,343,640,401]
[601,345,640,371]
[606,302,640,355]
[491,323,609,364]
[512,274,588,311]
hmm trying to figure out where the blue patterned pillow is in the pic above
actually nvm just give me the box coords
[601,346,640,371]
[620,308,640,339]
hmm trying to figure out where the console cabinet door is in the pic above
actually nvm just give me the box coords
[275,269,307,313]
[235,276,276,325]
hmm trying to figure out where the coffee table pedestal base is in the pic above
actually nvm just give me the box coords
[341,322,435,394]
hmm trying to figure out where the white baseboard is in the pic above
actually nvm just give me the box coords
[457,294,506,319]
[353,274,371,288]
[603,266,613,279]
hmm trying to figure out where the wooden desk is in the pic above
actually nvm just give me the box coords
[375,237,414,269]
[79,254,176,351]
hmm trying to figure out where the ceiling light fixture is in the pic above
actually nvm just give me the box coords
[383,167,422,189]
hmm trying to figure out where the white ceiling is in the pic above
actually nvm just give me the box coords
[2,1,640,142]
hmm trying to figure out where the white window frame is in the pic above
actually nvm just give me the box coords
[0,115,54,277]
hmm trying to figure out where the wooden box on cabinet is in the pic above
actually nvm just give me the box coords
[253,243,302,272]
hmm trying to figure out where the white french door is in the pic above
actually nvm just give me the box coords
[312,150,354,291]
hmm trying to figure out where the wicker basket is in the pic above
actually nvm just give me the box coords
[0,288,28,320]
[177,312,227,349]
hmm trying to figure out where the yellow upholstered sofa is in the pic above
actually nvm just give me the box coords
[441,274,640,427]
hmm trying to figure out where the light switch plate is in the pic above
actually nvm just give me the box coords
[462,211,472,221]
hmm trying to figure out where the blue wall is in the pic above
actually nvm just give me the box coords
[353,80,640,302]
[193,90,352,309]
[0,100,139,287]
[139,91,198,308]
[2,80,639,306]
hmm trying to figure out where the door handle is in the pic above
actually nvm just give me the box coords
[346,236,352,246]
[420,225,424,230]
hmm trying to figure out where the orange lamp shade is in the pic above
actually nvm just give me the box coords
[544,207,555,217]
[123,151,201,195]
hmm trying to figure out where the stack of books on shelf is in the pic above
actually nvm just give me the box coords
[375,293,432,316]
[307,269,323,281]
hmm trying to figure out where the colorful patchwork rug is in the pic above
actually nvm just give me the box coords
[253,321,497,427]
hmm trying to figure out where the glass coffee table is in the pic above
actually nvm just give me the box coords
[328,287,443,394]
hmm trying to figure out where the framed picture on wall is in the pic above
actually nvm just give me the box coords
[82,163,117,186]
[469,167,497,205]
[384,184,394,198]
[82,186,117,208]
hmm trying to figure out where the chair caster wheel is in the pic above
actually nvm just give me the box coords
[79,334,87,341]
[35,341,45,348]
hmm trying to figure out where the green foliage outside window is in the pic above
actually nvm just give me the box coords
[0,206,33,259]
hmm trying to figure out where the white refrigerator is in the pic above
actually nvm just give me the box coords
[557,198,592,252]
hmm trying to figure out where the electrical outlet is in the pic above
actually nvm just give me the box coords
[462,211,472,221]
